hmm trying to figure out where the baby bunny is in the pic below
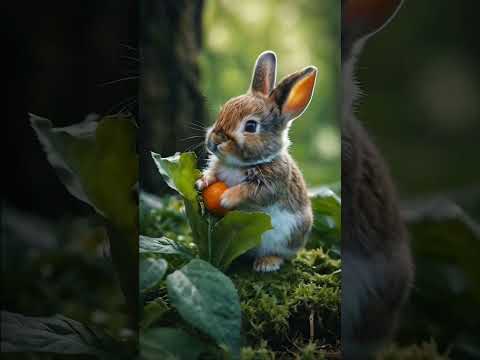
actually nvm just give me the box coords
[196,51,317,272]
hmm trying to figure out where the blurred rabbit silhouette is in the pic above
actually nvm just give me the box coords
[341,1,414,358]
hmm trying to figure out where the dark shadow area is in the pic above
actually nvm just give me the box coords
[3,1,138,358]
[350,0,480,358]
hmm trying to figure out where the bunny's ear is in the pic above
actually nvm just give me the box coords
[250,51,277,96]
[270,66,317,121]
[343,0,403,43]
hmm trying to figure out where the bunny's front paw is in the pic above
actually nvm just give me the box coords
[253,256,284,272]
[195,174,216,191]
[220,186,245,209]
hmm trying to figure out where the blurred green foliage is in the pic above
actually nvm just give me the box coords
[357,1,480,209]
[2,220,128,337]
[200,0,340,186]
[354,2,480,357]
[379,340,450,360]
[2,115,139,359]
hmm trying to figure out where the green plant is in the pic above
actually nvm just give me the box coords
[397,202,480,358]
[1,114,139,358]
[139,152,276,359]
[151,152,272,270]
[140,151,342,359]
[308,187,341,256]
[1,311,129,359]
[30,113,138,313]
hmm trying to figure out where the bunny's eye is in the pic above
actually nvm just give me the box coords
[244,120,258,133]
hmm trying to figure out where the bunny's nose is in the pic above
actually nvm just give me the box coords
[208,130,227,153]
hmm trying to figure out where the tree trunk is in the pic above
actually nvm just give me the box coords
[140,0,205,193]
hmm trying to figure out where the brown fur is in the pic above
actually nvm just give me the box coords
[253,255,284,272]
[342,1,414,358]
[214,95,267,133]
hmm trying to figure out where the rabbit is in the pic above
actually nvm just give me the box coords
[341,0,414,358]
[196,51,317,273]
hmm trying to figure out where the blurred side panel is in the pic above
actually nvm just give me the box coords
[343,0,480,358]
[3,1,139,358]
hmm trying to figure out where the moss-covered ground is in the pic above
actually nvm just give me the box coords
[140,194,341,359]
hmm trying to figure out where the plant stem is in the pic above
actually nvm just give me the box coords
[207,216,213,263]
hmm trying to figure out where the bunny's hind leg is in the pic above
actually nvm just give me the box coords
[253,256,284,272]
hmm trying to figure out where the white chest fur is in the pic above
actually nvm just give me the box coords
[255,204,301,259]
[216,165,246,187]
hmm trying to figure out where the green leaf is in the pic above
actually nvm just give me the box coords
[310,187,341,230]
[140,327,209,360]
[211,211,272,270]
[0,311,128,359]
[30,113,138,229]
[310,187,341,250]
[140,300,169,330]
[408,203,480,303]
[399,203,480,353]
[151,152,201,202]
[30,113,139,323]
[151,152,209,258]
[140,257,168,292]
[166,259,241,357]
[140,235,193,260]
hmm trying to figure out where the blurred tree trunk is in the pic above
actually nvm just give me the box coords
[140,0,205,193]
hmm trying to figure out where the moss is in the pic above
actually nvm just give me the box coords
[231,248,341,356]
[143,248,340,358]
[240,338,339,360]
[378,340,450,360]
[290,340,329,360]
[140,195,195,248]
[241,340,276,360]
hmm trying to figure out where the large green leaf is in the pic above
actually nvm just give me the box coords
[151,152,201,202]
[211,211,272,270]
[140,327,209,360]
[140,235,193,260]
[398,202,480,356]
[166,259,241,357]
[151,152,209,258]
[409,204,480,302]
[140,257,168,292]
[0,311,128,359]
[31,113,138,230]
